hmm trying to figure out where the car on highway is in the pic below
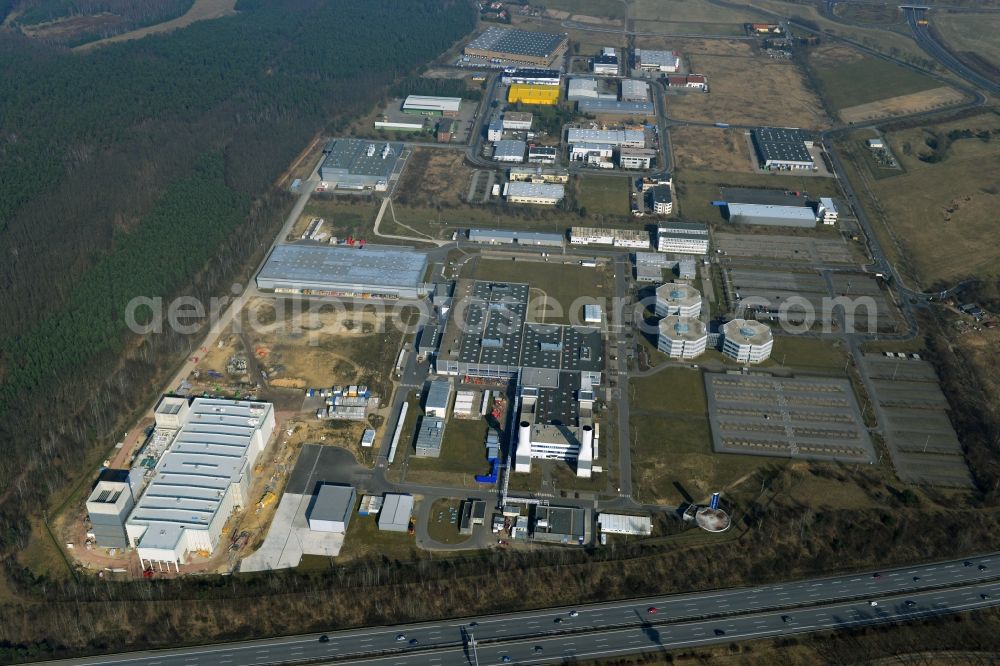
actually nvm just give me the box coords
[781,615,792,623]
[979,565,988,571]
[409,639,419,645]
[905,600,917,608]
[913,576,920,582]
[553,617,563,624]
[395,634,406,642]
[869,601,878,607]
[872,573,882,580]
[319,635,329,643]
[982,593,991,600]
[468,622,478,628]
[534,645,543,653]
[965,561,974,567]
[714,628,726,636]
[501,656,512,663]
[569,610,579,617]
[647,606,658,614]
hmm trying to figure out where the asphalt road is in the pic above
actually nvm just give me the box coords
[45,554,1000,666]
[904,8,1000,97]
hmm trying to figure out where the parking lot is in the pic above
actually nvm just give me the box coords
[705,374,874,462]
[378,97,478,144]
[713,233,856,264]
[726,267,898,332]
[861,354,972,488]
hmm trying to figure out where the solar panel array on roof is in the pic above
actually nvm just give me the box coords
[466,26,567,59]
[751,127,814,166]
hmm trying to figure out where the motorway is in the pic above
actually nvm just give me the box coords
[903,7,1000,98]
[45,554,1000,666]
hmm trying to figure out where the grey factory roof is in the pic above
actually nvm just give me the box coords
[594,54,618,66]
[444,281,602,374]
[415,416,445,456]
[751,127,813,164]
[659,315,707,342]
[468,229,565,245]
[402,95,462,113]
[722,318,773,346]
[378,494,413,531]
[426,379,452,411]
[566,128,645,146]
[504,111,534,125]
[658,221,708,235]
[256,245,427,292]
[620,79,650,100]
[634,49,680,67]
[310,484,355,524]
[727,203,817,223]
[506,181,565,200]
[126,398,273,536]
[467,26,566,59]
[577,99,654,115]
[493,139,527,160]
[321,138,403,178]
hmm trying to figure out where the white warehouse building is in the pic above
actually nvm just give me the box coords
[505,181,565,205]
[658,316,708,359]
[722,319,774,364]
[657,222,709,254]
[125,397,276,571]
[655,282,702,318]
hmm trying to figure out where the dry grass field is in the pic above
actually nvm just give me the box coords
[75,0,237,50]
[839,87,967,124]
[634,36,755,57]
[668,53,829,129]
[852,112,1000,287]
[670,126,755,173]
[633,0,764,23]
[394,149,473,209]
[934,12,1000,76]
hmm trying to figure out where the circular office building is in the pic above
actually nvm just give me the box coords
[657,316,708,359]
[722,318,773,364]
[654,281,702,318]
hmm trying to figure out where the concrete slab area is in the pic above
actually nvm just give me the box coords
[705,374,874,462]
[714,233,854,264]
[240,492,345,571]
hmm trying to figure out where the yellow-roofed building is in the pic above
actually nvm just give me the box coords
[508,84,559,105]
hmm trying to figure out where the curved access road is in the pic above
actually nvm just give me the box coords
[39,553,1000,666]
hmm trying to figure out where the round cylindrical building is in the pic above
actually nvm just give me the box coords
[657,316,708,359]
[721,319,773,364]
[655,282,702,318]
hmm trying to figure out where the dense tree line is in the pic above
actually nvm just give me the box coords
[11,0,192,25]
[0,0,476,575]
[389,75,484,101]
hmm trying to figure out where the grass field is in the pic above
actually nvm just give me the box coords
[333,512,418,561]
[405,417,492,480]
[840,112,1000,287]
[765,336,850,373]
[471,258,614,325]
[633,0,764,23]
[295,199,380,241]
[541,0,627,21]
[674,168,841,223]
[633,19,747,36]
[395,149,474,209]
[932,12,1000,75]
[834,2,902,24]
[669,53,828,129]
[426,498,472,545]
[629,367,707,414]
[576,175,630,217]
[670,126,755,174]
[808,43,942,111]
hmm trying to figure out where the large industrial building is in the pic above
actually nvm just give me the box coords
[634,49,681,72]
[578,99,654,116]
[256,245,428,300]
[598,513,652,536]
[514,389,596,478]
[723,188,818,228]
[378,494,414,532]
[125,396,276,570]
[435,280,603,388]
[620,79,650,102]
[86,469,142,548]
[722,319,774,364]
[508,84,560,105]
[528,145,558,164]
[657,221,708,254]
[751,127,815,170]
[505,181,565,205]
[402,96,461,117]
[508,166,569,184]
[593,47,619,74]
[503,111,534,131]
[619,147,656,170]
[571,227,650,249]
[465,26,569,66]
[658,316,708,359]
[492,139,527,163]
[319,138,403,190]
[308,484,356,533]
[468,228,565,247]
[414,416,446,458]
[655,282,703,318]
[567,77,616,101]
[501,67,562,86]
[566,128,646,148]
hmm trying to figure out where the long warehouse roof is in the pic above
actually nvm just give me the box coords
[402,95,462,113]
[257,245,427,290]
